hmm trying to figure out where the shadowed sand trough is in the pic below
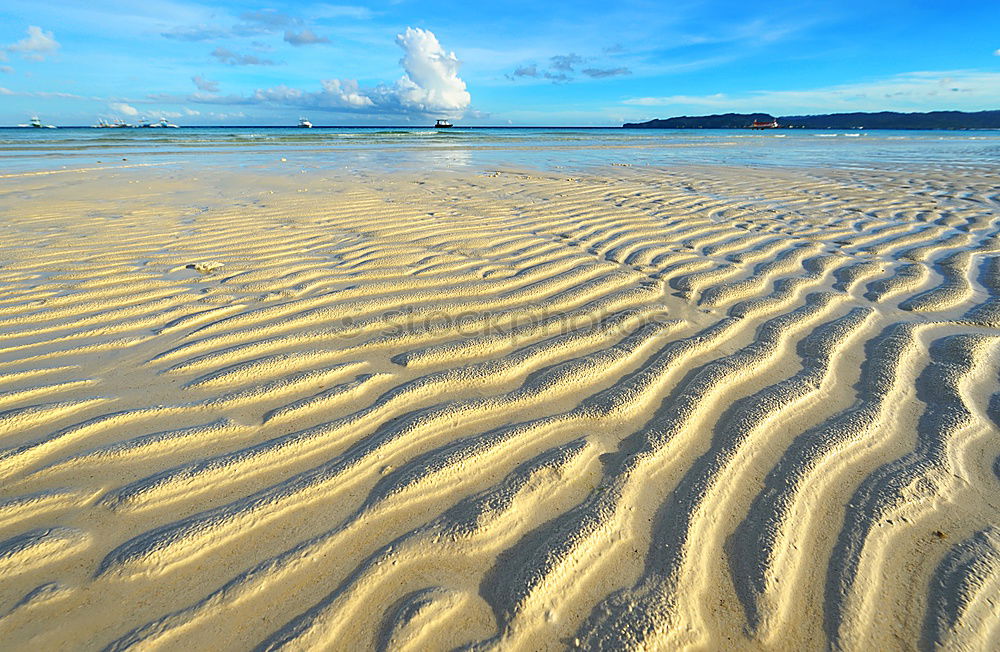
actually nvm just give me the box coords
[0,163,998,650]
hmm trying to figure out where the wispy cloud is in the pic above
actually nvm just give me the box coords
[509,50,630,84]
[623,70,1000,113]
[0,87,95,100]
[284,30,330,46]
[311,5,374,20]
[4,26,60,62]
[161,25,225,42]
[582,67,630,78]
[192,75,219,92]
[550,53,583,72]
[210,47,275,66]
[508,64,538,79]
[233,9,301,36]
[108,102,138,116]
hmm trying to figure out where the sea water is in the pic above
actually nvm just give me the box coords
[1,126,998,175]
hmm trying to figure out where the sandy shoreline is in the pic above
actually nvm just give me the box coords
[0,162,998,650]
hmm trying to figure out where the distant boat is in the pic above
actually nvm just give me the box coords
[94,118,130,128]
[19,116,56,128]
[156,118,179,128]
[434,119,453,128]
[299,117,313,128]
[750,119,779,129]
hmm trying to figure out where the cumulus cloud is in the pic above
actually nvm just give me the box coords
[211,47,274,66]
[192,75,219,92]
[582,67,631,78]
[284,30,330,46]
[109,102,139,116]
[391,27,470,112]
[5,26,60,61]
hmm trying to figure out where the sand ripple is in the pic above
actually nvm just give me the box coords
[0,164,997,650]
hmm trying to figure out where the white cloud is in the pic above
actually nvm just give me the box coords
[0,66,12,74]
[390,27,470,113]
[109,102,139,116]
[319,79,373,107]
[5,26,60,62]
[623,70,1000,114]
[994,48,1000,56]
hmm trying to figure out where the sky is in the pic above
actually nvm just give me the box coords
[1,0,998,126]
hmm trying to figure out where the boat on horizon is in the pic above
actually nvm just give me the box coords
[299,117,313,128]
[750,119,780,129]
[95,118,131,128]
[19,116,56,128]
[434,119,453,128]
[132,118,179,128]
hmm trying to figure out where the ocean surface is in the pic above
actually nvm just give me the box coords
[2,126,999,174]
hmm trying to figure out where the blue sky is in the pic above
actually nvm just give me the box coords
[1,0,998,125]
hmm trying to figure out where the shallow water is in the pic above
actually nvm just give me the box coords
[1,126,998,174]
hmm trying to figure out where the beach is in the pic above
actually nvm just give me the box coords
[0,139,999,650]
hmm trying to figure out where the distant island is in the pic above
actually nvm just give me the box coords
[623,110,1000,130]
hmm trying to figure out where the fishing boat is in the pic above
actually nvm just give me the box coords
[750,119,779,129]
[434,119,453,128]
[299,117,313,128]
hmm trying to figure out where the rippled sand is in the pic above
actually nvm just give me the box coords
[0,163,998,650]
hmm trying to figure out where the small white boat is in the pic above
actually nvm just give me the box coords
[157,118,179,128]
[434,119,453,128]
[20,116,56,128]
[299,117,313,128]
